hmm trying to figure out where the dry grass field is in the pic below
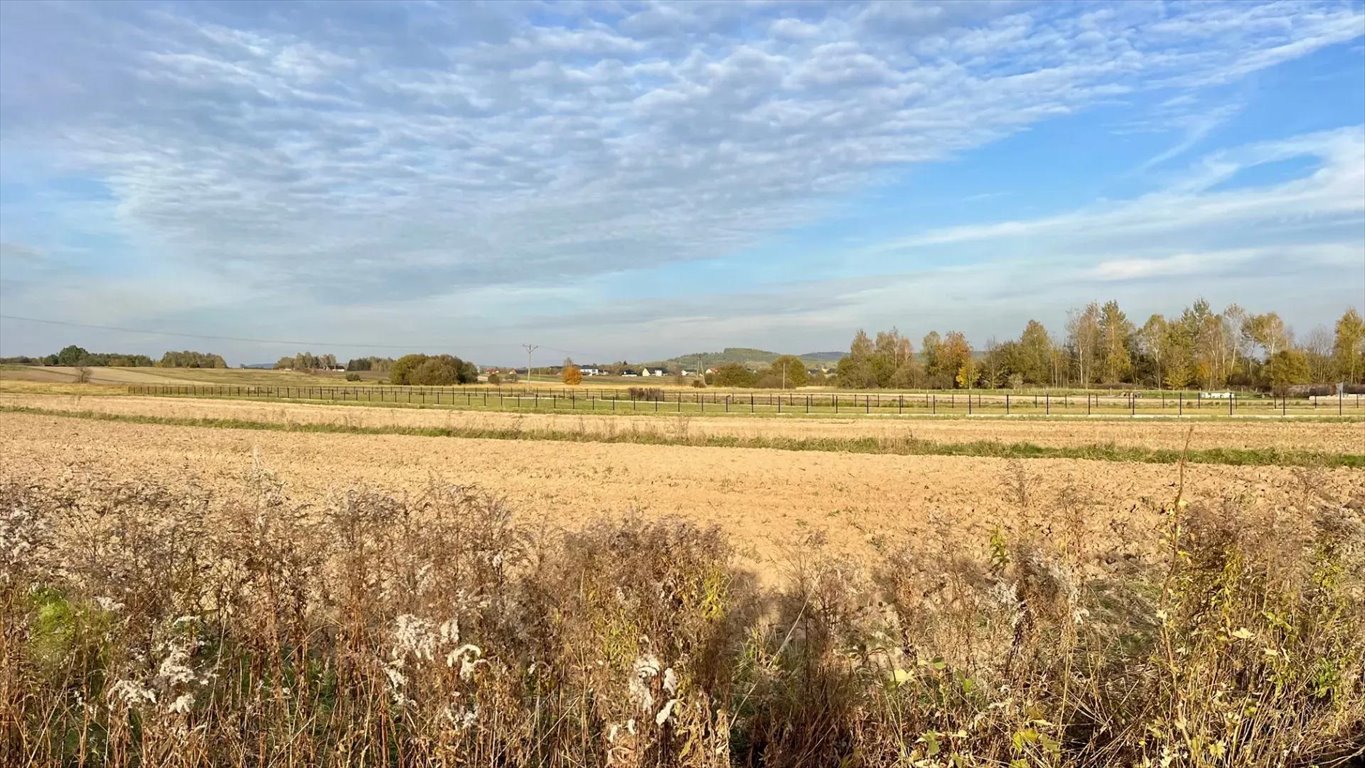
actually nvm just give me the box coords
[2,405,1362,572]
[3,390,1362,453]
[3,393,1363,766]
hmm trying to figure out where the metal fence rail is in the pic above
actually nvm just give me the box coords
[125,384,1363,418]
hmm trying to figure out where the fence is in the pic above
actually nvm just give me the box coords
[125,384,1364,418]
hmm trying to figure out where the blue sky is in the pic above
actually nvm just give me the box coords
[1,0,1362,365]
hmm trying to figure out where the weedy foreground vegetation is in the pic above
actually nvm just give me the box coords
[2,467,1363,767]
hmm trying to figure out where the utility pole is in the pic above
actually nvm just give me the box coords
[522,344,539,386]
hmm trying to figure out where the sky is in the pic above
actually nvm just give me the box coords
[1,0,1363,366]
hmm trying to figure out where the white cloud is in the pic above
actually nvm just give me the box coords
[886,127,1365,252]
[1,1,1362,361]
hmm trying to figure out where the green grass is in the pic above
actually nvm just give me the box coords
[105,386,1365,423]
[5,404,1361,468]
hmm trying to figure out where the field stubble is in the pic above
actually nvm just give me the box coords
[2,409,1362,575]
[2,391,1361,454]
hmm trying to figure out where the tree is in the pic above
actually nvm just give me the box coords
[769,355,808,389]
[1162,320,1194,390]
[921,331,945,386]
[390,354,428,385]
[1097,300,1134,384]
[413,356,460,386]
[712,363,758,388]
[837,330,877,388]
[1301,327,1334,384]
[1137,315,1167,388]
[941,331,974,390]
[562,358,583,386]
[391,354,476,385]
[274,356,294,370]
[982,340,1021,388]
[347,357,394,373]
[1265,349,1310,396]
[1333,308,1365,384]
[1179,299,1225,389]
[1066,303,1101,386]
[56,345,90,366]
[1017,320,1053,385]
[1243,312,1290,362]
[869,329,913,387]
[1220,303,1248,385]
[159,350,227,368]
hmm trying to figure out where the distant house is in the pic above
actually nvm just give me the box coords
[640,368,652,377]
[621,369,639,377]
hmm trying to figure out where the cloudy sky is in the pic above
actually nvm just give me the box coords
[1,0,1363,365]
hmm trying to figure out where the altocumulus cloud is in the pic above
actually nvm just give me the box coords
[0,0,1362,361]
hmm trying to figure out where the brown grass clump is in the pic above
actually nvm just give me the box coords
[2,469,1362,767]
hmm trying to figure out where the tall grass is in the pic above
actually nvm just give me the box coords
[2,469,1362,766]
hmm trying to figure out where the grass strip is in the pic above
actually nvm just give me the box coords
[3,404,1361,468]
[18,386,1364,423]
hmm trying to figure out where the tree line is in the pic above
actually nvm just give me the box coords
[837,301,1365,392]
[274,354,402,374]
[274,352,342,371]
[1,346,225,368]
[272,351,475,385]
[707,357,810,389]
[389,354,478,385]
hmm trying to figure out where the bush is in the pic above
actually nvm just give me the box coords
[628,387,665,401]
[344,372,361,382]
[4,473,1362,767]
[390,354,478,385]
[712,363,758,388]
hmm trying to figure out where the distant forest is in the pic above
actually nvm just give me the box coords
[835,301,1364,392]
[275,352,477,386]
[1,345,225,369]
[7,299,1362,394]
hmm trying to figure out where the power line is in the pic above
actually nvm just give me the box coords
[0,314,447,350]
[0,314,613,360]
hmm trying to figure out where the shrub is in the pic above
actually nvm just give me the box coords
[3,473,1362,767]
[563,363,583,386]
[390,353,479,385]
[344,372,361,382]
[628,387,665,401]
[712,363,758,388]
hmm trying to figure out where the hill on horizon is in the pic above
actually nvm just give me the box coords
[660,347,843,370]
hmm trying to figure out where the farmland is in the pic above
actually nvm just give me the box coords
[4,378,1364,766]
